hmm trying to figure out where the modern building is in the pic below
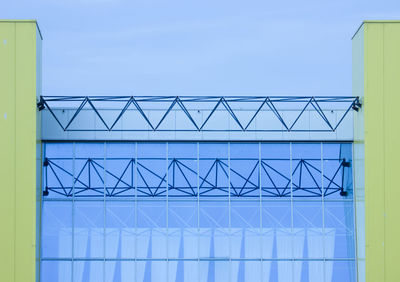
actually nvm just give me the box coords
[0,20,399,282]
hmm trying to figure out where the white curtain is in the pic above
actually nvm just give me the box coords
[214,228,230,281]
[184,228,199,281]
[198,228,211,282]
[167,228,181,282]
[307,228,336,282]
[58,228,74,282]
[58,226,337,282]
[152,228,168,281]
[230,228,243,281]
[324,228,336,282]
[136,228,150,282]
[121,228,135,281]
[245,228,261,282]
[293,228,305,282]
[121,261,135,282]
[71,228,88,282]
[261,228,274,281]
[308,228,324,282]
[105,228,119,281]
[276,228,305,282]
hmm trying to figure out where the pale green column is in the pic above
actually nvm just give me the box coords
[0,20,42,282]
[353,21,400,282]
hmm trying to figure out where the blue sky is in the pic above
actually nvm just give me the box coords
[3,0,400,96]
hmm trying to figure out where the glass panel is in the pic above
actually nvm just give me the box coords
[262,201,290,259]
[137,200,167,259]
[324,201,355,259]
[199,143,228,197]
[73,261,103,282]
[105,143,135,197]
[307,260,324,282]
[105,261,135,282]
[41,142,356,282]
[168,143,198,198]
[293,201,323,259]
[230,143,259,198]
[199,200,229,258]
[199,261,229,282]
[323,143,353,199]
[74,201,104,259]
[261,143,290,198]
[41,201,72,258]
[329,260,356,282]
[44,143,73,198]
[136,261,146,282]
[137,143,166,198]
[105,201,135,259]
[41,261,71,282]
[151,261,167,282]
[74,143,105,197]
[231,200,260,259]
[292,143,322,198]
[243,261,262,282]
[168,200,198,259]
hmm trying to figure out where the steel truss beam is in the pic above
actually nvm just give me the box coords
[43,157,349,198]
[39,96,360,132]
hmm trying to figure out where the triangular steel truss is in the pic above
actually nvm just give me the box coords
[43,157,348,198]
[40,96,360,132]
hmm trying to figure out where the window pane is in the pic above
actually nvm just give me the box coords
[105,142,135,198]
[41,261,71,282]
[261,143,290,198]
[168,143,198,198]
[137,143,166,198]
[231,200,260,259]
[199,143,228,197]
[73,261,103,282]
[137,200,167,259]
[41,142,356,282]
[168,200,198,259]
[292,143,322,198]
[293,201,323,259]
[41,201,72,258]
[324,201,355,259]
[105,201,135,259]
[262,201,290,259]
[230,143,259,198]
[199,200,229,258]
[74,201,104,259]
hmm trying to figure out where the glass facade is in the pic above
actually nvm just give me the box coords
[40,142,355,282]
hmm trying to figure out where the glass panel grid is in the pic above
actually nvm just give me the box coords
[41,142,356,282]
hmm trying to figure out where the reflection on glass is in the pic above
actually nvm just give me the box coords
[41,142,356,282]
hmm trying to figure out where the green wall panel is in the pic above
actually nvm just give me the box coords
[353,21,400,282]
[0,20,41,282]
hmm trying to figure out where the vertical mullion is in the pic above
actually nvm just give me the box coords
[39,142,45,282]
[321,142,326,282]
[228,142,231,282]
[134,142,138,282]
[197,142,200,282]
[352,144,359,282]
[290,142,294,280]
[259,142,263,281]
[166,142,169,281]
[103,142,106,282]
[71,142,75,282]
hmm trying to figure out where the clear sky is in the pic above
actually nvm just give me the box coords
[3,0,400,96]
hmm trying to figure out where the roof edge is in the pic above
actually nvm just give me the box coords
[352,20,400,40]
[0,19,42,40]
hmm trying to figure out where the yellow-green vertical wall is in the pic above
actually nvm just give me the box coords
[0,20,41,282]
[353,21,400,282]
